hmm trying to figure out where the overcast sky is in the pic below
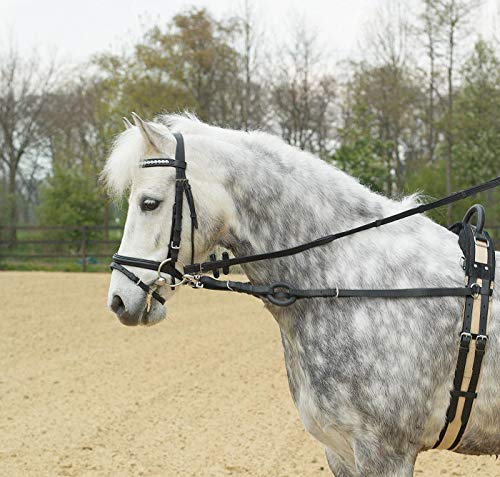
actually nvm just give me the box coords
[1,0,499,64]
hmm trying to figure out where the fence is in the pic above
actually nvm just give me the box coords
[491,226,500,240]
[0,225,122,272]
[0,224,499,273]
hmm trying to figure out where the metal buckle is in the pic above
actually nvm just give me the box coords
[170,242,181,250]
[476,334,488,351]
[470,283,481,298]
[183,273,204,288]
[460,332,472,342]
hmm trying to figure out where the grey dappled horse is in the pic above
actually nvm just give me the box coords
[105,114,499,476]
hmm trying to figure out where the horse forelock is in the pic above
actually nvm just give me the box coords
[102,128,148,197]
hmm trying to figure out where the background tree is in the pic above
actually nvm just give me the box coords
[334,1,424,195]
[452,39,500,224]
[236,0,269,130]
[2,0,499,262]
[0,46,59,244]
[270,23,337,159]
[423,0,480,220]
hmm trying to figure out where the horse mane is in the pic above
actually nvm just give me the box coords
[103,112,423,212]
[161,113,423,212]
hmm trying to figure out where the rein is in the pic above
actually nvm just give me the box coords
[185,176,500,276]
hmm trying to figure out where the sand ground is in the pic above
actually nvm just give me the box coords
[0,272,498,476]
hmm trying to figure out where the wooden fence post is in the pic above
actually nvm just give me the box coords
[81,225,88,272]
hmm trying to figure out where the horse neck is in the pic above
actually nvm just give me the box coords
[213,136,393,286]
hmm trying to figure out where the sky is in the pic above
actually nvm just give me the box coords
[1,0,498,64]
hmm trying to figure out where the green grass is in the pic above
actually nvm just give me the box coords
[0,258,111,273]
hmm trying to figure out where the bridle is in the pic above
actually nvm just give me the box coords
[110,133,198,310]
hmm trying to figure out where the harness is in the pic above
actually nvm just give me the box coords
[110,133,498,450]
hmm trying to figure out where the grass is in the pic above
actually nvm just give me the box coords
[0,258,111,273]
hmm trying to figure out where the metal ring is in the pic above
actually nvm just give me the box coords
[463,205,485,233]
[267,282,297,307]
[470,282,481,298]
[157,258,186,288]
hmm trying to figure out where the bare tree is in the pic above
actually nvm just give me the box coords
[40,73,124,237]
[418,1,441,163]
[356,0,423,194]
[271,21,337,159]
[0,46,59,243]
[363,0,412,70]
[422,0,480,220]
[236,0,268,130]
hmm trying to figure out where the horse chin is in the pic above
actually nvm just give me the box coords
[140,305,167,327]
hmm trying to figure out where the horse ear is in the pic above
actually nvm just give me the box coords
[131,112,166,151]
[122,117,133,129]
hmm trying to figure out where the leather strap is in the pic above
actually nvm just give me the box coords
[197,276,485,307]
[184,177,500,275]
[110,262,165,305]
[111,254,184,281]
[140,158,186,168]
[433,222,495,450]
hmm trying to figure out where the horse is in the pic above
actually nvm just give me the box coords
[104,113,499,476]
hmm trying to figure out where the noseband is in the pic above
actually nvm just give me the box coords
[110,133,198,310]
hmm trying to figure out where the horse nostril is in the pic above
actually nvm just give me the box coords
[111,295,126,315]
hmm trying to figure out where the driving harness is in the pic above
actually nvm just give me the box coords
[110,133,497,450]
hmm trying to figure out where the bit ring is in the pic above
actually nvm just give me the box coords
[157,258,187,288]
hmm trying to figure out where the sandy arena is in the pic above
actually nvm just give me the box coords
[0,272,498,476]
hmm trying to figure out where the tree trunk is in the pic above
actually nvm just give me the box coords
[8,163,17,248]
[445,22,455,223]
[428,35,436,163]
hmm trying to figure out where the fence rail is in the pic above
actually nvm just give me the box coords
[0,225,123,272]
[0,224,499,273]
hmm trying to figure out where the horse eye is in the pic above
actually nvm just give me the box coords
[140,198,161,211]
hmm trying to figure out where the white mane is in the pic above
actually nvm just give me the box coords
[102,128,148,196]
[102,113,283,197]
[103,113,421,211]
[102,120,176,196]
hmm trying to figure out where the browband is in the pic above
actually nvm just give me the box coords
[140,158,186,169]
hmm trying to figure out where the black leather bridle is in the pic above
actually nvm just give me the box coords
[110,133,198,309]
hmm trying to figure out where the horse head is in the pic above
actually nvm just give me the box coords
[104,113,233,325]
